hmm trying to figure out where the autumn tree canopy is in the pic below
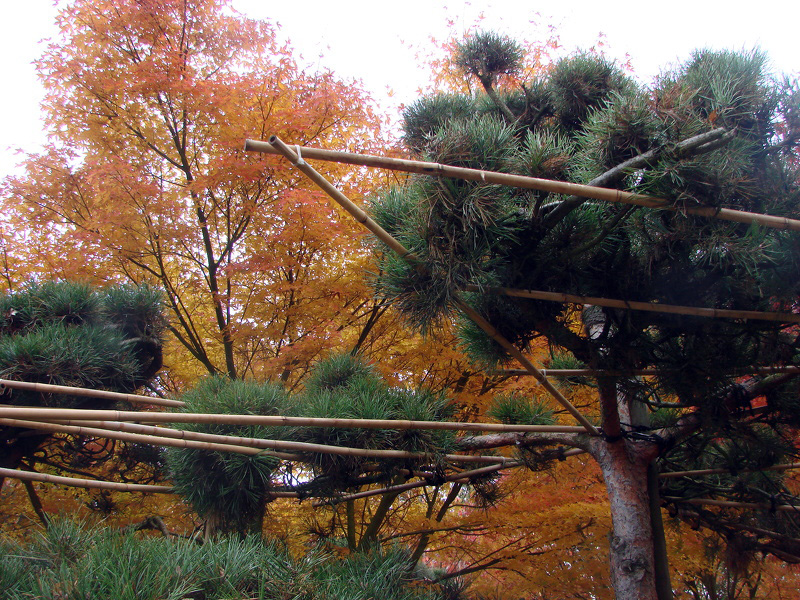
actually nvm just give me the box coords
[0,0,391,387]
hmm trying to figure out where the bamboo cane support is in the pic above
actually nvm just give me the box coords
[244,139,800,232]
[265,135,599,436]
[41,419,304,461]
[0,418,276,457]
[0,467,302,498]
[662,496,800,513]
[30,418,513,464]
[0,405,586,433]
[659,462,800,479]
[497,366,800,377]
[0,378,184,408]
[469,286,800,324]
[314,460,522,507]
[0,467,173,493]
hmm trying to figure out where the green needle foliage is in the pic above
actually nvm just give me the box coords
[165,354,458,532]
[0,519,442,600]
[372,37,800,393]
[165,377,290,536]
[369,31,800,562]
[453,30,524,87]
[290,353,455,490]
[0,281,167,397]
[487,393,555,426]
[0,280,167,476]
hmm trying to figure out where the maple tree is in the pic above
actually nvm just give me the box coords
[0,0,392,388]
[356,32,800,600]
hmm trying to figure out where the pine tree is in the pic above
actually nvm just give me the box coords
[0,281,167,488]
[368,32,800,599]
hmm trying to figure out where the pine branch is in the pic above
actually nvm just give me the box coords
[543,128,734,227]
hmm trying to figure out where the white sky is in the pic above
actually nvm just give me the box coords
[2,0,799,178]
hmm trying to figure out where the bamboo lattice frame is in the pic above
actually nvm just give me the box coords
[7,135,799,500]
[0,417,513,465]
[263,135,600,436]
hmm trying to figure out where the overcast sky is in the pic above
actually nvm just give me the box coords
[2,0,798,177]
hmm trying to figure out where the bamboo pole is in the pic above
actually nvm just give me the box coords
[498,366,800,377]
[0,406,586,434]
[659,462,800,479]
[0,467,302,498]
[662,496,800,513]
[36,419,304,461]
[26,418,513,464]
[0,378,184,408]
[314,460,523,507]
[469,286,800,324]
[0,418,278,457]
[0,467,173,493]
[244,139,800,232]
[265,135,600,436]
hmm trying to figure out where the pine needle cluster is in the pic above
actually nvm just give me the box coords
[0,518,441,600]
[165,377,289,535]
[290,353,455,486]
[0,281,167,406]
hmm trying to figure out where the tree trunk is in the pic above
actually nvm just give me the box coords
[591,438,659,600]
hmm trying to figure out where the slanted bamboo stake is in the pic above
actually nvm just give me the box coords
[0,378,184,408]
[244,139,800,232]
[453,298,600,436]
[0,406,586,434]
[659,462,800,479]
[498,366,800,377]
[469,286,800,324]
[265,135,599,436]
[0,467,173,493]
[39,418,512,464]
[663,496,800,513]
[314,460,523,507]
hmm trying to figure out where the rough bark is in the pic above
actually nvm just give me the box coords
[591,437,660,600]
